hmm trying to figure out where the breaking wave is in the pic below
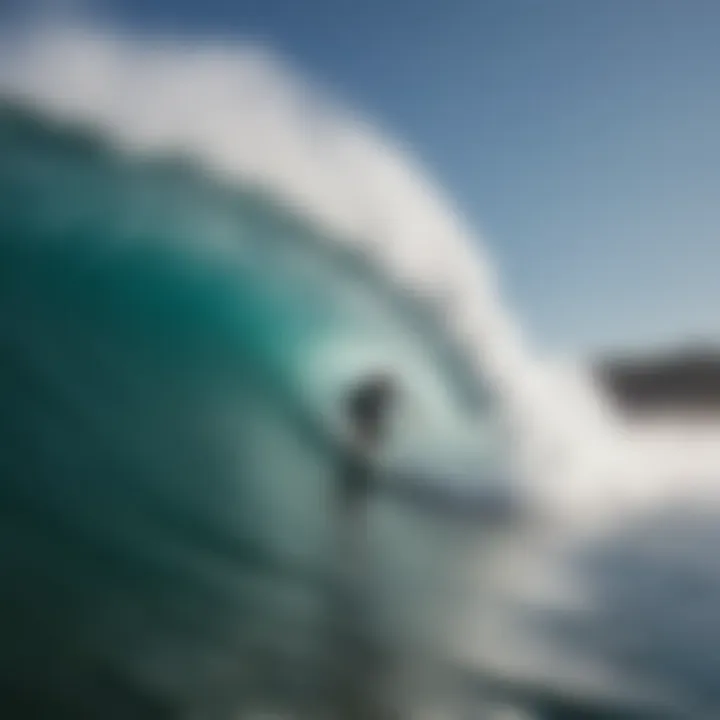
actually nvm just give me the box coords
[2,20,720,719]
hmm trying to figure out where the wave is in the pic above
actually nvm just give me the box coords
[2,19,720,720]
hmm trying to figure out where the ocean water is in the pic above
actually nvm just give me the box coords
[2,21,720,720]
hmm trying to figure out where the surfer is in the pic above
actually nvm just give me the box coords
[328,372,397,720]
[341,373,396,513]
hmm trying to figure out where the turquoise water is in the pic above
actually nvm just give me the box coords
[0,101,514,717]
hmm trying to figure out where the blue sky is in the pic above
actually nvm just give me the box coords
[12,0,720,354]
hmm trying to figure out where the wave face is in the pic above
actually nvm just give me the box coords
[0,89,518,716]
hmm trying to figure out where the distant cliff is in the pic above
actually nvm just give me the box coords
[595,347,720,415]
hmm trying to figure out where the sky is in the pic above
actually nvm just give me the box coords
[6,0,720,356]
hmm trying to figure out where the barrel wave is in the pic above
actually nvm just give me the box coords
[0,93,521,718]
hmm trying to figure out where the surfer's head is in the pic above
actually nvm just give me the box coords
[345,371,398,448]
